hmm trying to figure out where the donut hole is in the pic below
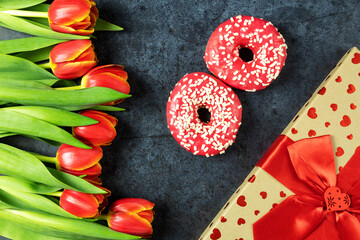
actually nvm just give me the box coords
[197,107,211,124]
[238,47,254,62]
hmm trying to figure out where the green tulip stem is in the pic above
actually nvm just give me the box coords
[97,214,109,221]
[31,153,57,164]
[37,61,51,69]
[1,10,48,18]
[55,85,83,91]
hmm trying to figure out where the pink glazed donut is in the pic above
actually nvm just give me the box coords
[204,15,287,91]
[167,72,242,157]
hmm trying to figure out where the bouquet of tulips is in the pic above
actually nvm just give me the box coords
[0,1,155,239]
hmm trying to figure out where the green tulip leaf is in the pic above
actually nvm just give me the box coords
[2,209,140,239]
[91,106,126,112]
[47,168,106,194]
[0,86,131,110]
[0,189,78,218]
[0,110,90,149]
[0,0,46,10]
[0,79,52,89]
[95,18,123,31]
[0,176,60,194]
[0,144,105,194]
[0,132,16,138]
[25,3,50,12]
[3,106,98,126]
[52,79,78,88]
[0,12,89,40]
[0,37,64,54]
[0,54,57,80]
[14,45,53,62]
[0,211,79,240]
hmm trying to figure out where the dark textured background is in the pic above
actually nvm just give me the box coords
[1,0,360,239]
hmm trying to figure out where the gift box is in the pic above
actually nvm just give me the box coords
[199,47,360,240]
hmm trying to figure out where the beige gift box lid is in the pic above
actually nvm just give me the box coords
[199,47,360,240]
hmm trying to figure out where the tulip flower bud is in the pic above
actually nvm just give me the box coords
[108,198,155,238]
[73,110,117,146]
[57,144,102,171]
[60,185,110,218]
[48,0,99,36]
[81,65,130,105]
[50,40,98,80]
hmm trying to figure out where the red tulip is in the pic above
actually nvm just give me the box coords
[50,40,97,80]
[60,186,110,218]
[108,198,155,238]
[56,143,103,179]
[73,110,117,146]
[48,0,99,36]
[61,163,102,180]
[81,65,130,105]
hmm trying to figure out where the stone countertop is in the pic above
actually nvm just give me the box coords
[0,0,359,239]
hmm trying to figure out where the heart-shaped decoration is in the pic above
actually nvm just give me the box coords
[324,186,351,212]
[280,191,287,198]
[237,195,247,207]
[254,210,260,216]
[335,76,342,82]
[347,84,356,94]
[308,129,316,137]
[352,53,360,64]
[318,87,326,95]
[248,174,256,183]
[210,228,221,240]
[325,122,331,128]
[336,147,344,157]
[347,134,353,140]
[220,216,227,223]
[237,218,246,225]
[350,103,357,110]
[307,107,317,119]
[291,128,298,134]
[340,115,351,127]
[330,103,338,111]
[260,191,267,199]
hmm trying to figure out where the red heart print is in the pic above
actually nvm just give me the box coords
[336,147,344,157]
[260,191,267,199]
[291,128,298,134]
[352,53,360,64]
[237,218,246,225]
[340,115,351,127]
[210,228,221,240]
[330,103,338,111]
[237,196,247,207]
[335,76,342,82]
[347,84,356,94]
[308,130,316,137]
[280,191,286,198]
[248,175,256,183]
[350,103,357,110]
[220,216,227,223]
[347,134,353,140]
[325,122,331,128]
[272,203,278,209]
[324,186,351,212]
[318,87,326,95]
[254,210,260,216]
[307,107,317,119]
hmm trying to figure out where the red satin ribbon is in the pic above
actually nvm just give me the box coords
[253,135,360,240]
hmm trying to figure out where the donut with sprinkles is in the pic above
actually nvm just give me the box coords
[167,72,242,157]
[204,15,287,91]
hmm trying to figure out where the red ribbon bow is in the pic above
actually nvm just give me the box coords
[253,135,360,240]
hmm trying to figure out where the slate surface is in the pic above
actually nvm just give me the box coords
[0,0,359,239]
